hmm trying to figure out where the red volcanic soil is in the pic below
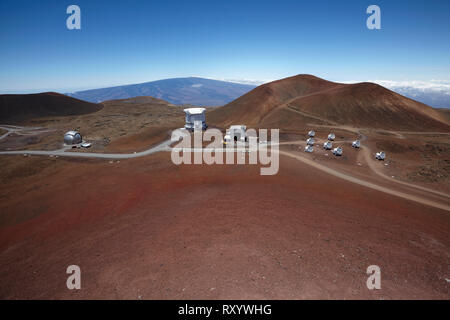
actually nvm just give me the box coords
[208,75,450,132]
[104,126,179,153]
[0,152,448,299]
[437,108,450,123]
[0,92,102,124]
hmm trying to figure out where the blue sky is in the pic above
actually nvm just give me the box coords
[1,0,449,93]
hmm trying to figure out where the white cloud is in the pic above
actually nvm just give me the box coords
[373,80,450,92]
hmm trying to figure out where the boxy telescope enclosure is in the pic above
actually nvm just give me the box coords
[224,125,247,143]
[184,108,207,131]
[64,131,82,145]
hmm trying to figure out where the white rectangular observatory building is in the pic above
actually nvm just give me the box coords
[184,108,207,131]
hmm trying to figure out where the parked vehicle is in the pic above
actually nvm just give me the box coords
[308,130,315,137]
[328,133,335,141]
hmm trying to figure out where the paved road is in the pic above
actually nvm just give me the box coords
[0,125,17,140]
[0,131,10,141]
[0,139,173,159]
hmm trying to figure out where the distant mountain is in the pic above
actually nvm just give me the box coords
[0,92,102,124]
[67,77,256,106]
[208,74,450,131]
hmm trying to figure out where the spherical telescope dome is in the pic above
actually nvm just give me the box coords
[64,131,82,145]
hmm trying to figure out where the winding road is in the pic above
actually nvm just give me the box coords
[0,139,173,159]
